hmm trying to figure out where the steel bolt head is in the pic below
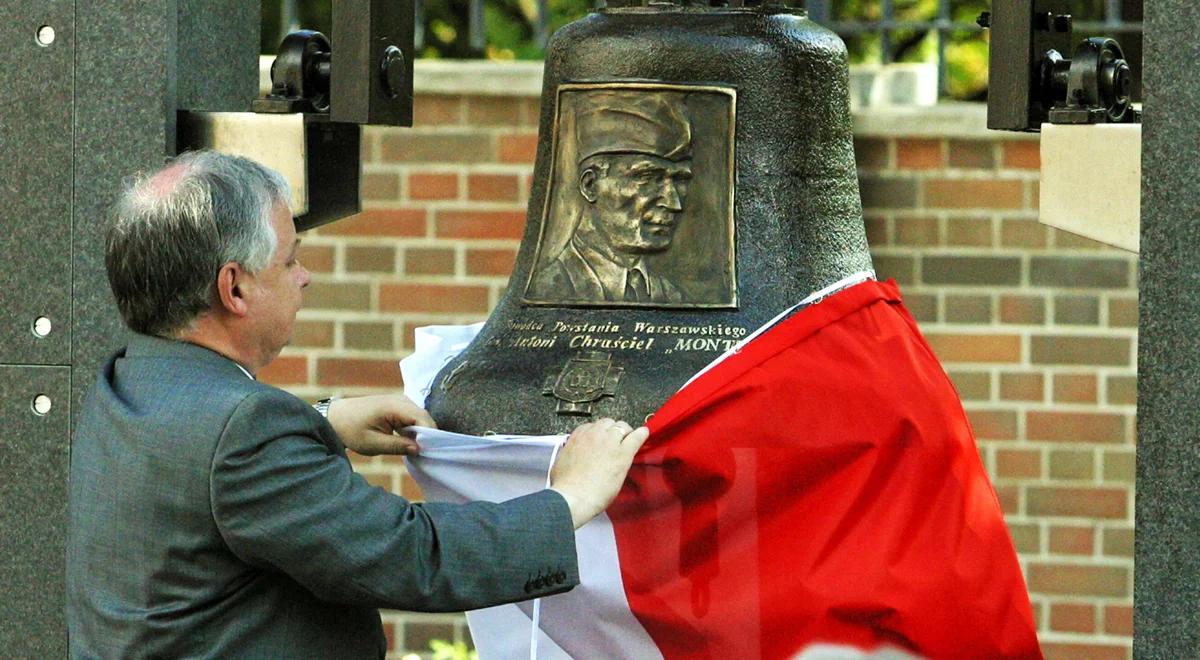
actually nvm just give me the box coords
[380,46,405,100]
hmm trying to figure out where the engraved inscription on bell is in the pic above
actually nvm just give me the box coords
[543,350,624,415]
[523,83,737,309]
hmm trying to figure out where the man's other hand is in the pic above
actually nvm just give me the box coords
[549,419,650,529]
[326,395,436,456]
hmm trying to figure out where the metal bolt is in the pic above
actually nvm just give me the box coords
[32,395,52,416]
[379,46,406,100]
[36,25,56,46]
[32,316,52,338]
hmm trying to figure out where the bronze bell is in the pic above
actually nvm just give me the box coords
[426,0,872,434]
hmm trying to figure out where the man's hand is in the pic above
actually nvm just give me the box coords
[549,418,650,529]
[325,395,436,456]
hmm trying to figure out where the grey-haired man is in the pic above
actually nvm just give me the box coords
[67,150,647,658]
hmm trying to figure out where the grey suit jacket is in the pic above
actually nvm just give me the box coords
[67,335,578,659]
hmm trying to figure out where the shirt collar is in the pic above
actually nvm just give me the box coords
[233,362,255,380]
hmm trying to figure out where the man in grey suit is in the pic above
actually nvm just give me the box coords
[67,150,648,658]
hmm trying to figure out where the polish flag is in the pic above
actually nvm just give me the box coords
[406,279,1041,659]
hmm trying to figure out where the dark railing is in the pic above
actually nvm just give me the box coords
[806,0,1142,96]
[276,0,1143,98]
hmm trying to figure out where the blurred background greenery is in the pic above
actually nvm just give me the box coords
[260,0,1141,101]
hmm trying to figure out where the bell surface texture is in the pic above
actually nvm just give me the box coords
[426,3,873,434]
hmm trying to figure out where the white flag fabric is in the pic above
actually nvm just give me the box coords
[399,322,484,409]
[406,428,663,660]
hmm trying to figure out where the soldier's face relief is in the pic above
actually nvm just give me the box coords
[583,154,693,254]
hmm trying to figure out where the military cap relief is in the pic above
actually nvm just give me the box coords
[524,83,737,309]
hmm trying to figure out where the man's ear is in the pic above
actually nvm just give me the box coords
[215,262,250,317]
[578,166,599,204]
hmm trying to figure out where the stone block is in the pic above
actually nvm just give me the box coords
[924,179,1024,209]
[408,173,460,201]
[1030,257,1130,289]
[346,246,398,274]
[466,248,518,276]
[1049,449,1097,480]
[403,248,456,276]
[379,284,490,314]
[923,256,1022,286]
[858,176,918,209]
[1027,411,1127,444]
[895,138,942,170]
[382,132,494,163]
[434,210,526,240]
[317,358,404,387]
[322,209,428,237]
[1027,488,1128,520]
[926,334,1021,363]
[944,294,992,324]
[1031,335,1131,366]
[947,139,997,170]
[1000,372,1044,402]
[1027,562,1129,596]
[344,322,395,351]
[1054,295,1101,325]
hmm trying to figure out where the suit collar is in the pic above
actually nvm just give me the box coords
[558,240,604,297]
[124,333,254,379]
[568,237,660,301]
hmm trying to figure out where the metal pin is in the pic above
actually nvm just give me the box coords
[32,395,52,416]
[36,25,55,46]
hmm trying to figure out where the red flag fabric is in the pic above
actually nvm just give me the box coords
[609,279,1041,659]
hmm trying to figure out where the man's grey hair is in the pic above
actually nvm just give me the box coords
[105,150,290,338]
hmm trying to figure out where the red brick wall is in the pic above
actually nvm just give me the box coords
[856,133,1135,660]
[267,92,1136,658]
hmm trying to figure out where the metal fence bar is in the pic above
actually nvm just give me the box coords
[806,0,830,24]
[280,0,299,40]
[825,21,981,34]
[399,0,1141,99]
[935,0,950,97]
[415,0,425,51]
[1105,0,1123,27]
[469,0,486,50]
[1072,21,1143,33]
[824,19,1141,34]
[880,0,894,63]
[536,0,549,46]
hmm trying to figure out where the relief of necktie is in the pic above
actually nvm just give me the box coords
[625,269,650,302]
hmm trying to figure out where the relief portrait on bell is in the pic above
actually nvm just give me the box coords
[523,83,737,309]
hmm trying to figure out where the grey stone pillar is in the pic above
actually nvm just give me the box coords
[0,3,256,653]
[1136,0,1200,655]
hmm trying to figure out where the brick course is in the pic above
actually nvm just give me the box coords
[895,138,942,169]
[271,92,1136,657]
[408,172,459,200]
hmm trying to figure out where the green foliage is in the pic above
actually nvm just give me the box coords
[824,0,990,100]
[261,0,332,54]
[261,0,1136,101]
[429,638,478,660]
[418,0,593,59]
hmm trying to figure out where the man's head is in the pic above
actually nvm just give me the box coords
[106,150,308,369]
[574,93,694,256]
[577,154,692,254]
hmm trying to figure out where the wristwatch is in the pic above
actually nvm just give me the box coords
[314,397,336,418]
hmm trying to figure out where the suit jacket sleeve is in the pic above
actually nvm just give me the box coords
[209,389,579,612]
